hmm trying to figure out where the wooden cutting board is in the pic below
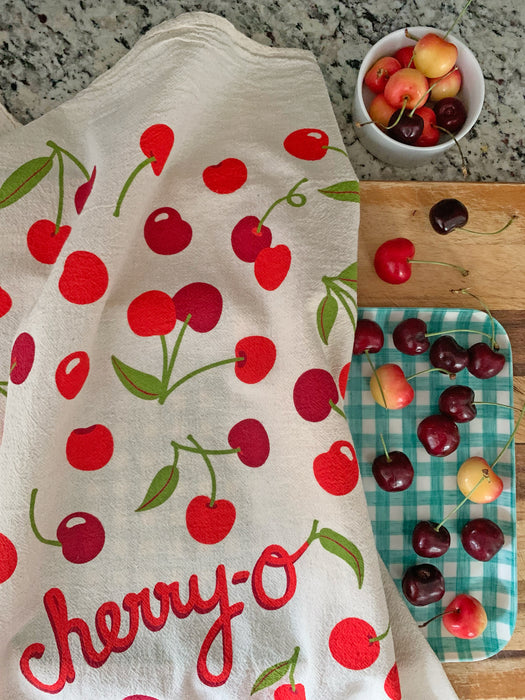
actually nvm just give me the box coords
[358,182,525,700]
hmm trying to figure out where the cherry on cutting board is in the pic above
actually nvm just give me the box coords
[461,518,504,561]
[374,237,468,285]
[417,413,460,456]
[402,563,445,606]
[392,317,430,355]
[430,198,516,235]
[372,435,414,492]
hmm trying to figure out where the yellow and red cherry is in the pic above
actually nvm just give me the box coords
[173,282,223,333]
[412,521,451,558]
[387,109,424,145]
[144,207,193,255]
[394,45,414,68]
[442,593,487,639]
[467,342,505,379]
[461,518,504,561]
[429,335,469,374]
[374,237,468,285]
[456,457,503,503]
[434,97,467,133]
[417,414,460,456]
[413,106,440,147]
[402,563,445,606]
[364,56,402,94]
[368,94,396,128]
[372,436,414,492]
[383,68,429,110]
[370,363,415,410]
[429,68,462,100]
[313,440,359,495]
[393,317,429,355]
[412,33,458,79]
[353,318,384,355]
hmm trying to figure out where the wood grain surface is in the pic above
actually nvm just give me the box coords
[358,182,525,700]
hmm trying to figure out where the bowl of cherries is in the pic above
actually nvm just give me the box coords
[353,23,484,168]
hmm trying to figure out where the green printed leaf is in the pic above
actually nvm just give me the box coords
[250,658,291,695]
[136,463,179,512]
[317,180,360,202]
[317,293,338,345]
[0,156,53,208]
[317,527,364,588]
[337,262,358,289]
[111,355,163,400]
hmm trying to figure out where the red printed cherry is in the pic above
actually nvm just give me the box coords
[127,290,177,337]
[139,123,174,175]
[412,521,451,558]
[417,414,460,456]
[202,158,247,194]
[429,335,468,374]
[313,440,359,495]
[384,663,402,700]
[10,332,35,385]
[228,419,270,467]
[254,244,291,291]
[374,237,467,284]
[434,97,467,133]
[392,317,429,355]
[274,684,306,699]
[293,368,340,422]
[438,385,476,422]
[467,342,505,379]
[173,282,223,332]
[353,318,384,355]
[0,532,17,583]
[0,287,12,317]
[66,424,114,471]
[144,207,192,255]
[74,166,97,214]
[283,128,329,160]
[58,251,108,304]
[231,216,272,262]
[461,518,504,561]
[55,351,90,399]
[329,617,389,670]
[234,336,276,384]
[429,198,468,234]
[387,109,424,145]
[27,219,71,264]
[56,512,106,563]
[402,563,445,606]
[185,495,236,544]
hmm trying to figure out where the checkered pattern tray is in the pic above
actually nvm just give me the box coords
[346,307,517,662]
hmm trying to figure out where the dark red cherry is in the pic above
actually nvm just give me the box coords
[438,385,477,422]
[434,97,467,133]
[372,451,414,492]
[412,521,451,558]
[429,198,469,234]
[402,563,445,606]
[467,342,505,379]
[417,414,460,456]
[388,110,424,145]
[392,317,429,355]
[461,518,504,561]
[429,335,468,374]
[353,318,384,355]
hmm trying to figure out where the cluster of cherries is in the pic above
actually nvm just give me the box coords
[353,309,522,639]
[362,29,468,148]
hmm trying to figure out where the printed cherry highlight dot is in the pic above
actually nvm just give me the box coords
[58,251,108,304]
[127,290,177,337]
[66,424,114,471]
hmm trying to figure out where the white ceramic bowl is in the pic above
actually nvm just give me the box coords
[353,27,485,168]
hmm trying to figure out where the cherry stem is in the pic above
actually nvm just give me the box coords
[379,433,392,463]
[435,472,488,530]
[288,646,301,692]
[444,0,476,40]
[384,98,408,130]
[187,435,218,507]
[29,488,61,547]
[46,140,90,180]
[404,29,419,42]
[474,401,520,413]
[329,399,347,420]
[113,156,156,217]
[406,367,455,381]
[435,126,467,177]
[158,315,192,403]
[364,350,388,409]
[419,609,457,629]
[425,327,495,347]
[409,258,469,277]
[459,216,516,236]
[256,178,308,232]
[408,67,460,117]
[330,285,357,329]
[170,439,238,457]
[370,621,391,643]
[450,288,497,349]
[306,519,320,545]
[490,401,525,469]
[0,384,7,397]
[163,356,243,400]
[54,148,65,234]
[322,145,349,159]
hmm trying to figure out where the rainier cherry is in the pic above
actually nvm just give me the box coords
[368,94,396,128]
[369,363,414,410]
[419,593,488,639]
[383,68,428,110]
[412,33,457,79]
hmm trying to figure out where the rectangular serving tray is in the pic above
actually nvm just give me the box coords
[346,307,517,662]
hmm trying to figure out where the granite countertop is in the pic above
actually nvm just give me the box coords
[1,0,523,182]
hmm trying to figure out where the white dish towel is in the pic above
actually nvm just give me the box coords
[0,12,458,700]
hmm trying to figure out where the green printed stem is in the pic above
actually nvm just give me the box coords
[0,385,7,397]
[187,434,218,507]
[29,488,61,547]
[436,472,488,530]
[379,434,392,463]
[46,141,90,179]
[330,285,357,328]
[409,258,469,277]
[160,335,170,393]
[329,399,347,420]
[113,156,156,217]
[322,145,349,159]
[306,519,320,545]
[170,439,239,457]
[370,622,391,643]
[490,402,525,470]
[256,177,308,232]
[287,647,301,692]
[157,316,191,405]
[444,0,476,39]
[54,148,65,234]
[450,288,497,349]
[167,315,191,378]
[163,356,243,400]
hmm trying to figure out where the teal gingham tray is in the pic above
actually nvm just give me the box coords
[346,307,517,662]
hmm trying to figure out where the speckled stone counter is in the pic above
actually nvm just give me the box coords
[1,0,523,182]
